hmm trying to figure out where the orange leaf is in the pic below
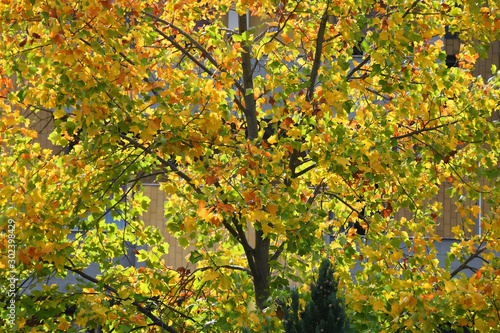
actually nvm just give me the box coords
[100,0,114,10]
[58,322,71,330]
[268,95,275,106]
[49,31,64,45]
[205,176,217,185]
[210,216,221,227]
[281,33,293,45]
[48,8,58,18]
[19,251,31,265]
[148,118,161,131]
[244,191,256,204]
[283,144,294,153]
[382,202,393,218]
[267,204,278,216]
[282,117,295,129]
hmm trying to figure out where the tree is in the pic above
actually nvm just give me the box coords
[284,257,350,333]
[1,0,500,332]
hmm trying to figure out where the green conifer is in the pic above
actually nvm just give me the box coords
[284,258,350,333]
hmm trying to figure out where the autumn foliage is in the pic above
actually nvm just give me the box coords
[1,0,500,332]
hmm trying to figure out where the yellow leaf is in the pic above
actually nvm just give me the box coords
[248,311,260,324]
[118,289,129,299]
[205,114,222,132]
[264,41,277,53]
[261,221,273,235]
[130,125,141,135]
[337,156,349,167]
[471,205,481,218]
[183,216,197,233]
[219,275,232,289]
[315,228,323,238]
[379,31,391,40]
[372,300,387,312]
[203,269,221,282]
[54,108,66,119]
[247,300,257,313]
[51,254,65,267]
[443,280,455,293]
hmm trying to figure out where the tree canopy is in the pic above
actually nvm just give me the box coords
[1,0,500,332]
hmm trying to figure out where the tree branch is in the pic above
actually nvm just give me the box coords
[141,11,240,90]
[145,17,249,124]
[392,120,458,140]
[346,55,371,81]
[306,8,329,102]
[324,191,371,226]
[270,242,285,262]
[233,216,257,273]
[142,10,250,116]
[119,134,202,195]
[450,246,486,278]
[64,265,178,333]
[292,163,317,178]
[238,13,259,140]
[194,265,252,276]
[220,215,246,248]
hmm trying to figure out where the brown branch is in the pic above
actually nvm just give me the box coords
[141,11,239,89]
[392,120,458,140]
[270,242,285,262]
[265,1,303,46]
[238,13,259,140]
[119,134,202,195]
[152,27,215,78]
[324,191,371,226]
[193,265,252,275]
[450,246,487,278]
[147,22,248,124]
[306,8,329,103]
[64,264,179,333]
[233,216,257,270]
[293,163,317,178]
[346,56,371,81]
[220,215,247,249]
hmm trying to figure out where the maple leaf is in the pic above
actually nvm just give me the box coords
[18,251,31,265]
[267,204,278,216]
[48,8,58,18]
[382,202,393,218]
[281,33,293,45]
[49,31,64,45]
[205,175,217,185]
[100,0,114,10]
[282,117,295,129]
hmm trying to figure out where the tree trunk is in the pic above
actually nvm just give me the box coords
[253,229,270,310]
[238,13,259,140]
